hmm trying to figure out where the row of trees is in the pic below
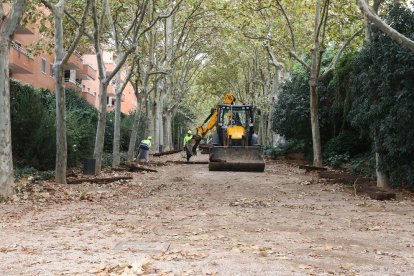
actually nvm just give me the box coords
[1,0,213,197]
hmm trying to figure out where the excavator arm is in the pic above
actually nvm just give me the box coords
[196,92,236,138]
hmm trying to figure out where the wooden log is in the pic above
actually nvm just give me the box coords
[367,191,396,201]
[318,171,373,184]
[299,165,327,172]
[152,150,182,157]
[354,182,396,200]
[67,176,133,184]
[129,165,158,172]
[166,160,209,164]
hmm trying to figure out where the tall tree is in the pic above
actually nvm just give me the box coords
[278,0,362,166]
[41,0,91,184]
[0,0,27,197]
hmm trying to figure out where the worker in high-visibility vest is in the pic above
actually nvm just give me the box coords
[137,136,152,163]
[183,130,193,162]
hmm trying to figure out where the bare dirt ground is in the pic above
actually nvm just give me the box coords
[1,152,414,276]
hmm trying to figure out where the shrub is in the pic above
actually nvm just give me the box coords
[263,139,309,160]
[10,81,99,170]
[347,3,414,188]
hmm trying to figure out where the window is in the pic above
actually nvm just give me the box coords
[41,58,46,74]
[50,64,54,77]
[64,70,70,81]
[107,97,116,107]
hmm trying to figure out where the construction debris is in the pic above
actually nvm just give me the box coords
[318,171,396,200]
[67,176,133,184]
[166,160,209,164]
[318,171,372,185]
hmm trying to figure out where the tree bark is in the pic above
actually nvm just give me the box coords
[163,110,173,151]
[309,0,323,167]
[93,81,109,173]
[112,54,122,167]
[51,2,67,184]
[0,0,27,198]
[309,83,322,166]
[0,39,14,197]
[127,96,142,161]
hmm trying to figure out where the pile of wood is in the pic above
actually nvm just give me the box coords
[317,170,396,201]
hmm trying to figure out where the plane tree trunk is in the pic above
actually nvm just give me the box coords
[0,0,27,198]
[42,0,91,184]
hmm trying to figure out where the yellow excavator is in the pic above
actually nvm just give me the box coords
[194,92,265,172]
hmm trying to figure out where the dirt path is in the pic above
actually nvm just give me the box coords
[1,153,414,275]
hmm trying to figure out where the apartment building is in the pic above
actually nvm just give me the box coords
[7,3,136,114]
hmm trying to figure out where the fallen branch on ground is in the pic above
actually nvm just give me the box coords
[152,150,182,157]
[67,176,133,184]
[166,160,209,164]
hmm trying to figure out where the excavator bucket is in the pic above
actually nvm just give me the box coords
[209,146,265,172]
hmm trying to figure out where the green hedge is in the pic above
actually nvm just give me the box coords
[10,80,139,170]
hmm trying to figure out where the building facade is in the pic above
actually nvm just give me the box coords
[7,3,137,115]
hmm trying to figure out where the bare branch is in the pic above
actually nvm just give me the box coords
[65,8,93,40]
[91,0,106,80]
[138,0,185,40]
[62,0,91,64]
[358,0,414,52]
[275,0,295,51]
[289,50,311,72]
[320,27,364,80]
[265,42,283,69]
[98,0,107,34]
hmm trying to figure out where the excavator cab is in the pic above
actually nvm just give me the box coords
[214,104,256,147]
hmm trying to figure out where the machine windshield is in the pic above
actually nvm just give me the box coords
[220,105,252,128]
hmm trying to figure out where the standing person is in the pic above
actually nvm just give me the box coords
[137,136,152,163]
[183,130,193,162]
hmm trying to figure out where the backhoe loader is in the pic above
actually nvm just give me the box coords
[194,92,265,172]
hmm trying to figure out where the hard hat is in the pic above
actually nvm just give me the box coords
[147,136,152,140]
[187,130,192,134]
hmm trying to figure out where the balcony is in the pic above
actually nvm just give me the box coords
[79,62,97,80]
[15,24,34,35]
[9,41,34,74]
[64,78,82,90]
